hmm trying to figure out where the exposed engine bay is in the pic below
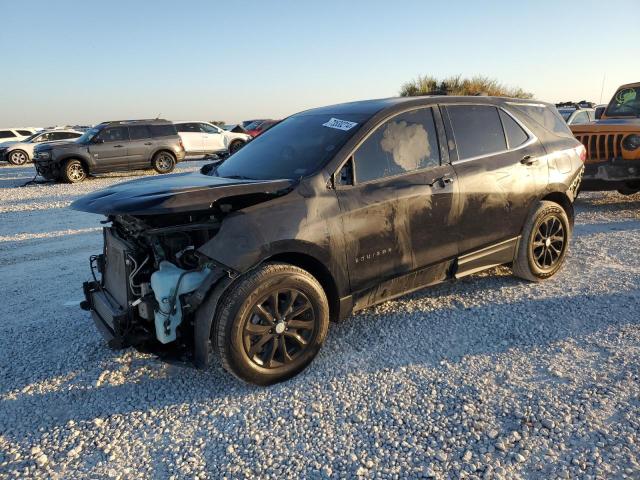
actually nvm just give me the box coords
[82,211,227,355]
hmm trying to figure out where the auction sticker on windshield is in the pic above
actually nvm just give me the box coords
[322,118,358,131]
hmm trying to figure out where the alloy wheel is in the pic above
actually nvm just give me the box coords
[156,154,173,171]
[242,289,316,369]
[531,215,566,270]
[68,164,85,182]
[10,151,27,165]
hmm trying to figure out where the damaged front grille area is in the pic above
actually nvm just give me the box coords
[575,133,624,163]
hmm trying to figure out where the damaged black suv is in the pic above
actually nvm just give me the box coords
[73,96,585,385]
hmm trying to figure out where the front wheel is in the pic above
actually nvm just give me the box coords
[8,150,29,165]
[512,201,571,282]
[214,263,329,385]
[62,159,87,183]
[152,151,176,174]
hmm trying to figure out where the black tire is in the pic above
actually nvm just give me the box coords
[617,187,640,196]
[61,159,87,183]
[214,262,329,385]
[513,201,571,282]
[228,140,245,155]
[8,150,29,165]
[152,151,176,174]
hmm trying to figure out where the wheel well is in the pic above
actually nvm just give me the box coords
[266,252,340,322]
[541,192,574,226]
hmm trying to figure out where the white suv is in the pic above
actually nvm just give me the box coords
[0,127,43,143]
[174,121,251,157]
[0,129,82,165]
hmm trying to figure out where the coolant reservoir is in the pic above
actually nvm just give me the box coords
[150,261,211,344]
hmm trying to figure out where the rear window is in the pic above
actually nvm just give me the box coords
[0,130,16,139]
[447,105,507,160]
[149,124,177,137]
[17,130,33,136]
[499,110,529,149]
[510,104,573,138]
[129,125,152,140]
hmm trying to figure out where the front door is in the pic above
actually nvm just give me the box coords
[200,123,226,153]
[336,107,459,297]
[89,126,130,172]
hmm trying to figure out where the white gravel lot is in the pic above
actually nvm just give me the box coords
[0,162,639,480]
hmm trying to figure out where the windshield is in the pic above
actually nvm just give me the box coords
[558,109,574,121]
[22,132,42,142]
[212,113,368,180]
[76,127,100,144]
[605,87,640,117]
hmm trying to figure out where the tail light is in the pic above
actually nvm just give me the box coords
[575,144,587,163]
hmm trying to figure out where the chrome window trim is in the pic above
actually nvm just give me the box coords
[450,105,538,165]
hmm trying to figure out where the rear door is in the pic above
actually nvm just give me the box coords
[444,104,547,255]
[127,125,154,168]
[335,107,458,297]
[176,123,203,154]
[89,126,130,171]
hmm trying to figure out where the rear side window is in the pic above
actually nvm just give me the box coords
[17,130,33,136]
[511,104,573,138]
[150,124,177,137]
[129,125,152,140]
[353,107,441,183]
[499,110,529,149]
[447,105,507,160]
[0,130,16,139]
[175,123,200,133]
[571,111,589,125]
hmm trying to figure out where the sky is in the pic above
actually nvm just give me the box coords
[1,0,638,127]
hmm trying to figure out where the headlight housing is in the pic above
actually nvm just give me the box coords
[622,134,640,151]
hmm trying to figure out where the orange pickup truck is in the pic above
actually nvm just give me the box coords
[570,82,640,194]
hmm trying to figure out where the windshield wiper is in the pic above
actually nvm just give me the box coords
[225,175,255,180]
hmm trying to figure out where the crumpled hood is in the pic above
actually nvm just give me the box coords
[572,117,640,134]
[70,172,294,215]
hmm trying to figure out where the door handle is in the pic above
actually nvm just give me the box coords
[520,155,537,165]
[144,142,153,146]
[430,175,455,188]
[113,145,124,148]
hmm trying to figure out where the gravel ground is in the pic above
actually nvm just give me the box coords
[0,163,639,479]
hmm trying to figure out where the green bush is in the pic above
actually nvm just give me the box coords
[400,75,533,99]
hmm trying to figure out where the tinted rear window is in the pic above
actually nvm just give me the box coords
[499,110,529,149]
[511,104,573,138]
[17,130,33,136]
[0,130,16,139]
[447,105,507,160]
[129,125,152,140]
[149,124,177,137]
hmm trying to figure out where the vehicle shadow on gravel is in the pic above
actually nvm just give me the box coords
[2,275,637,444]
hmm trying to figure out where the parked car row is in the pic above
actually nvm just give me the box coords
[0,129,82,165]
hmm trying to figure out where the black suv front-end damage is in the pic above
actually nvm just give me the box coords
[73,171,294,361]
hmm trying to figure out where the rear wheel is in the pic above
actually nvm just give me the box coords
[214,263,329,385]
[8,150,29,165]
[62,159,87,183]
[617,183,640,195]
[152,151,176,174]
[513,201,570,282]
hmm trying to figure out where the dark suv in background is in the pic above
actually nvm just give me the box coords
[75,96,585,385]
[33,119,186,183]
